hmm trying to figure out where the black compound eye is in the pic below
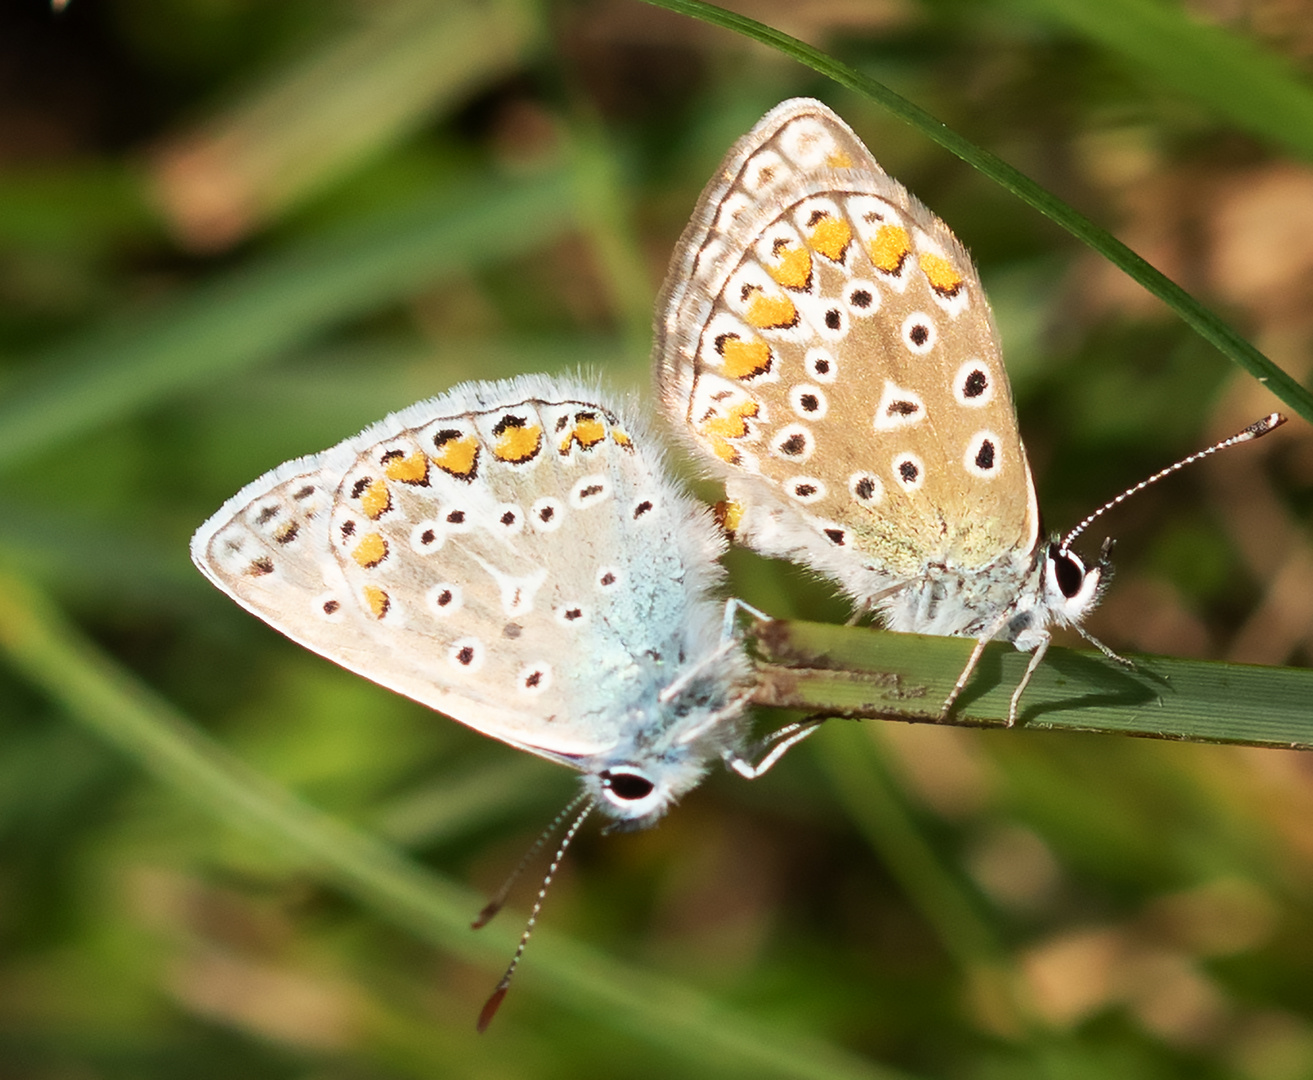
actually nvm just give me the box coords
[602,769,655,802]
[1051,547,1086,599]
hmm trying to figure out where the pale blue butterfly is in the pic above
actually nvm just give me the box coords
[191,373,813,1024]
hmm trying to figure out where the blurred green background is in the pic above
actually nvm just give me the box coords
[1,0,1311,1076]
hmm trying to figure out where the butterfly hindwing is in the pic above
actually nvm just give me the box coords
[656,98,1038,599]
[193,378,733,765]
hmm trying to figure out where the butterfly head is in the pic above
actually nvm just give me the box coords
[583,652,750,830]
[1040,537,1111,630]
[584,743,719,831]
[584,764,682,829]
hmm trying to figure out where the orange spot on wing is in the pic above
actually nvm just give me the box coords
[359,479,391,520]
[768,247,812,290]
[715,499,744,534]
[493,420,542,463]
[611,428,633,450]
[826,150,853,169]
[701,399,759,440]
[699,399,759,462]
[720,337,772,379]
[918,252,964,297]
[352,532,388,569]
[363,585,390,619]
[432,433,479,478]
[745,293,797,330]
[808,214,852,261]
[868,225,910,274]
[384,451,429,485]
[559,414,606,453]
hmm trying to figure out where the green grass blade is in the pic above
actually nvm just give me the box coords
[1017,0,1313,162]
[754,620,1313,748]
[152,0,539,244]
[0,173,575,470]
[637,0,1313,424]
[0,572,914,1080]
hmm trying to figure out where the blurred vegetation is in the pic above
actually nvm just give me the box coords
[0,0,1311,1077]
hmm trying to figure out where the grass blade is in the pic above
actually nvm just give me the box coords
[754,620,1313,749]
[151,0,539,247]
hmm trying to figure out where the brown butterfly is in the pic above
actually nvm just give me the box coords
[655,97,1283,723]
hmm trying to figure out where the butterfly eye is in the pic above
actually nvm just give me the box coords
[1049,547,1087,599]
[600,769,656,802]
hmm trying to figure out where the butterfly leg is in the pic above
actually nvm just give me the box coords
[1007,632,1049,728]
[660,599,769,709]
[1075,624,1134,669]
[720,596,771,643]
[846,582,906,627]
[940,607,1016,722]
[725,715,825,779]
[940,635,991,720]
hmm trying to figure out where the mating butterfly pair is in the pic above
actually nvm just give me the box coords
[192,99,1281,1023]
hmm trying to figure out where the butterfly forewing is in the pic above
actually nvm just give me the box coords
[656,99,1038,589]
[193,380,729,764]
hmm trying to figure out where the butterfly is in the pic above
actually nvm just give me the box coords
[654,97,1283,723]
[192,374,827,1026]
[191,374,819,826]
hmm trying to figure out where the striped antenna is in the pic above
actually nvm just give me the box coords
[476,799,593,1032]
[1060,413,1286,553]
[471,792,589,930]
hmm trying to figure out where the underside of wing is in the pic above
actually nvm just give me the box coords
[193,378,729,764]
[655,99,1038,593]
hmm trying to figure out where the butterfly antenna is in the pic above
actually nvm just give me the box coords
[1060,413,1286,553]
[477,799,593,1033]
[471,791,590,930]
